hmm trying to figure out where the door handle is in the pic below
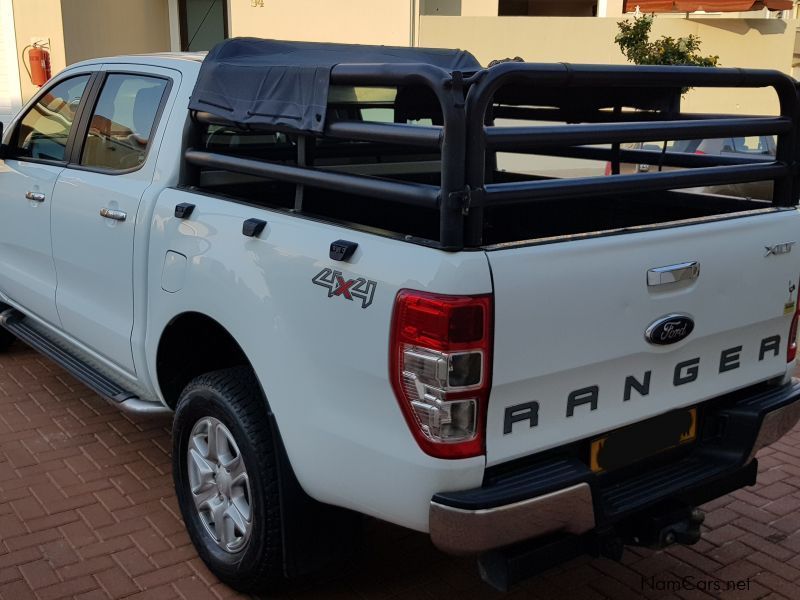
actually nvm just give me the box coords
[25,191,45,202]
[100,207,127,222]
[647,261,700,287]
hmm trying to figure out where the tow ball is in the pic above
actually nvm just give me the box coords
[626,504,706,549]
[478,505,706,592]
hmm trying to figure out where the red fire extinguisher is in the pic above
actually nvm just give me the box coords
[24,43,52,87]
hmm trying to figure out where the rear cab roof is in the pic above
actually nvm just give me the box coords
[64,52,207,77]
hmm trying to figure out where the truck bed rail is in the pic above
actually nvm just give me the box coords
[187,62,800,250]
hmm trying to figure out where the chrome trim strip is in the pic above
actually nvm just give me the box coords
[429,482,595,555]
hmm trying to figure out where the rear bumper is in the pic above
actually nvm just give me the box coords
[430,379,800,555]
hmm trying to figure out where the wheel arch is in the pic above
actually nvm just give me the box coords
[160,312,362,577]
[156,311,251,409]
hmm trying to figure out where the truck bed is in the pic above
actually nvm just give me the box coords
[195,172,769,247]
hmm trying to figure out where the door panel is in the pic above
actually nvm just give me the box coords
[0,161,61,323]
[0,73,92,325]
[51,70,172,372]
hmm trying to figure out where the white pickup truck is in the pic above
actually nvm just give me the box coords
[2,38,800,592]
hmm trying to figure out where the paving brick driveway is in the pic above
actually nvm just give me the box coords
[2,342,800,599]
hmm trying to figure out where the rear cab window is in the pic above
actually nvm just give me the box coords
[191,84,442,242]
[80,74,169,172]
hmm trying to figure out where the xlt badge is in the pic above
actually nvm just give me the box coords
[645,314,694,346]
[765,241,795,257]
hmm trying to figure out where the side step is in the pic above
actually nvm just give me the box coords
[0,308,170,416]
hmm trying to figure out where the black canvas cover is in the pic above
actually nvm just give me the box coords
[189,38,481,133]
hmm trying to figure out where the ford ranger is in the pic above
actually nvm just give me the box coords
[1,38,800,592]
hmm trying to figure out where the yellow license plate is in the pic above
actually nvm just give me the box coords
[590,408,697,473]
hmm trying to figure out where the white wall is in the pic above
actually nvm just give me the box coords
[168,0,181,52]
[229,0,414,46]
[60,0,171,64]
[0,0,22,128]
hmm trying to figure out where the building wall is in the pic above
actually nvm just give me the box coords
[9,0,171,105]
[228,0,415,46]
[60,0,171,65]
[419,16,797,114]
[11,0,66,103]
[0,0,22,126]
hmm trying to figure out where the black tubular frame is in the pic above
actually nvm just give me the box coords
[186,61,800,251]
[464,62,800,246]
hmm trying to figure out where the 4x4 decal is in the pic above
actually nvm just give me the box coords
[312,268,377,309]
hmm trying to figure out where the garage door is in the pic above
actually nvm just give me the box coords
[0,0,22,128]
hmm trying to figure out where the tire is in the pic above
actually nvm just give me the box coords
[0,328,14,352]
[172,366,283,592]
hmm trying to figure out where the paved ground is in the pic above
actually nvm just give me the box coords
[2,343,800,599]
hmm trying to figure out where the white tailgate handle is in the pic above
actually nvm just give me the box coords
[647,261,700,287]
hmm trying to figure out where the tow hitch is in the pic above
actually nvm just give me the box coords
[623,503,706,549]
[477,503,706,592]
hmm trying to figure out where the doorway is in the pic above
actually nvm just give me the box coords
[179,0,229,52]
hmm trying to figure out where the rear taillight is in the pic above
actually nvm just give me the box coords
[789,283,800,363]
[390,290,492,459]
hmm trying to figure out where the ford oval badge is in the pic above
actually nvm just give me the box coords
[645,314,694,346]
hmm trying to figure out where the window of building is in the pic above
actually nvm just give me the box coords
[179,0,229,52]
[499,0,598,16]
[420,0,463,15]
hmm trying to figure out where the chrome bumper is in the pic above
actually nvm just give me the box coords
[747,396,800,462]
[430,483,595,555]
[430,379,800,555]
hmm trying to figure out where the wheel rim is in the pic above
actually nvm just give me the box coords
[187,416,253,553]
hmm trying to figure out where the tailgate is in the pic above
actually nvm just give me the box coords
[485,210,800,466]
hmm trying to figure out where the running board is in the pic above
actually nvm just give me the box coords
[0,309,170,416]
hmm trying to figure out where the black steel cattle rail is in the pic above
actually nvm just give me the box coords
[186,61,800,250]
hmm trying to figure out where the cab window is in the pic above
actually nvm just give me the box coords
[80,74,168,171]
[13,75,91,162]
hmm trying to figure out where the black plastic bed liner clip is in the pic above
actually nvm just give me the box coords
[242,218,267,238]
[329,240,358,262]
[174,202,196,219]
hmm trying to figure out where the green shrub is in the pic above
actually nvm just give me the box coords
[616,15,719,68]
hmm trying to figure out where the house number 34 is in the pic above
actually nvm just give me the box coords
[251,0,264,7]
